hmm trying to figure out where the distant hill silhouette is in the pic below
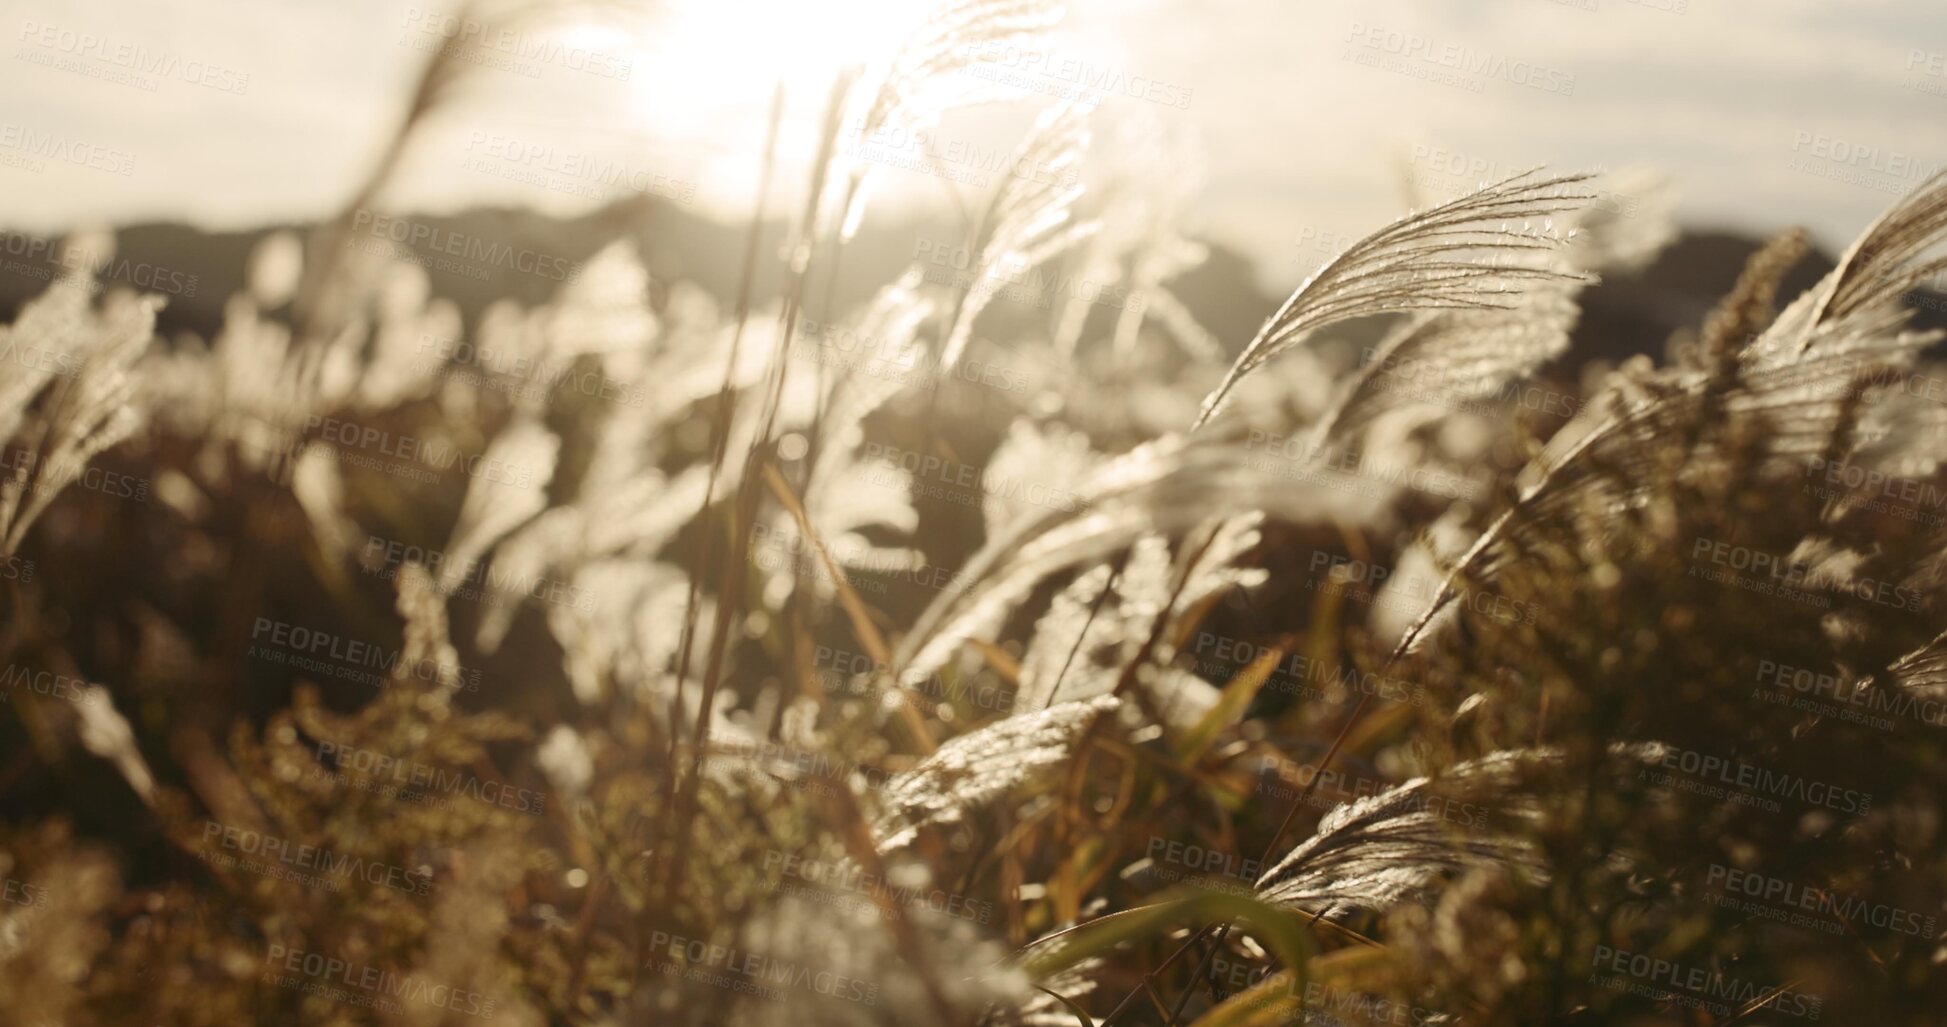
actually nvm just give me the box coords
[1572,230,1836,367]
[2,199,1939,370]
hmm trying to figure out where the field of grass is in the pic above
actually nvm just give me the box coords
[2,1,1946,1024]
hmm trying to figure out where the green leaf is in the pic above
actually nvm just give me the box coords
[1019,886,1314,989]
[1188,946,1391,1027]
[1177,639,1289,762]
[1033,985,1097,1027]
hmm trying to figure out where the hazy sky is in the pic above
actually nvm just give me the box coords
[6,0,1945,288]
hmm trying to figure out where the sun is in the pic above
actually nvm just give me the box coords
[584,0,921,215]
[621,0,916,132]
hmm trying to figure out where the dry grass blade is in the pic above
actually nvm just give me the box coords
[890,436,1384,691]
[761,462,937,751]
[1193,168,1595,429]
[1015,538,1170,712]
[1688,228,1809,371]
[1387,239,1947,662]
[294,0,625,336]
[876,694,1119,852]
[837,0,1069,240]
[763,463,893,666]
[1307,288,1580,454]
[792,269,933,583]
[0,274,93,445]
[436,417,560,595]
[1754,170,1947,366]
[0,284,155,556]
[72,685,156,807]
[941,102,1096,368]
[1254,752,1546,920]
[1870,627,1947,701]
